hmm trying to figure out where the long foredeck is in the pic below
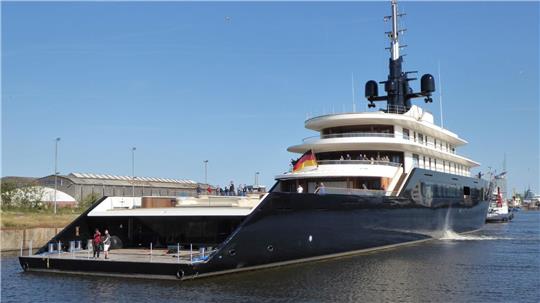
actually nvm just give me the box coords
[88,194,264,217]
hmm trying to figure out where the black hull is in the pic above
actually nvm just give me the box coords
[20,169,490,280]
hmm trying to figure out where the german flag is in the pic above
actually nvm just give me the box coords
[293,150,317,172]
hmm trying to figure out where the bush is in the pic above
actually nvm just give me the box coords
[1,181,44,209]
[78,193,101,211]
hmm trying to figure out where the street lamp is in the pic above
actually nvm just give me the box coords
[203,160,208,185]
[132,147,136,203]
[255,172,260,187]
[54,137,61,214]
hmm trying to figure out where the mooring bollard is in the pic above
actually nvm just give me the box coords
[28,240,33,256]
[20,240,23,257]
[150,243,153,262]
[57,241,61,254]
[190,244,193,263]
[177,243,180,263]
[70,241,75,258]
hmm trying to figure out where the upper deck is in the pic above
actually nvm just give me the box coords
[303,106,466,146]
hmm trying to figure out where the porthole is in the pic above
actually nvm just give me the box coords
[228,249,236,256]
[267,245,274,252]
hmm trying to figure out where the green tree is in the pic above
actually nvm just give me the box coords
[78,193,101,211]
[1,180,18,208]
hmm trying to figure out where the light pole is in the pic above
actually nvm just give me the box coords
[203,160,208,185]
[255,172,260,187]
[54,137,61,214]
[131,147,136,203]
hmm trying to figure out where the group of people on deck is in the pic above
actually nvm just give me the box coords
[296,182,326,195]
[92,228,111,259]
[339,154,391,163]
[196,182,256,197]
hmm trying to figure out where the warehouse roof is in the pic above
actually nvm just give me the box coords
[39,173,198,189]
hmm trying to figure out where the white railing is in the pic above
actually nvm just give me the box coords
[322,187,397,197]
[303,132,394,143]
[317,159,401,167]
[405,138,456,154]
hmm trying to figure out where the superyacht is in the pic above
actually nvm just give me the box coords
[19,0,490,280]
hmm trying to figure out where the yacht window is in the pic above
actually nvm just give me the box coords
[403,128,410,140]
[418,133,424,144]
[434,159,437,171]
[322,125,394,136]
[413,154,420,167]
[425,135,429,146]
[434,139,437,148]
[414,132,417,142]
[464,186,471,196]
[429,158,432,169]
[423,156,426,168]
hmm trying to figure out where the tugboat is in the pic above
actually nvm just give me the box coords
[19,0,490,280]
[486,186,511,222]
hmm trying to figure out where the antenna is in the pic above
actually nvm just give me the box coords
[390,0,400,60]
[438,61,444,128]
[503,153,507,172]
[351,73,356,112]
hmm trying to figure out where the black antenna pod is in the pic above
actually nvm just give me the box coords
[365,0,435,114]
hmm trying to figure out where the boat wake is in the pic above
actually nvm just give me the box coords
[439,230,511,241]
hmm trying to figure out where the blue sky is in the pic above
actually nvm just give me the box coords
[2,1,539,194]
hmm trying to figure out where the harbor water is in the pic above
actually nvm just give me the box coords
[2,211,539,303]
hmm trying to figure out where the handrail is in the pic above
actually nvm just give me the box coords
[303,132,395,143]
[322,187,398,197]
[405,138,456,154]
[317,159,401,167]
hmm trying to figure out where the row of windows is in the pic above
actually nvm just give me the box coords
[421,182,485,201]
[322,125,394,135]
[403,128,456,154]
[412,154,470,176]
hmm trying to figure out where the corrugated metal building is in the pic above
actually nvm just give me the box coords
[37,173,199,202]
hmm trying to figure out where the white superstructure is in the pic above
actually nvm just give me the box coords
[276,105,479,194]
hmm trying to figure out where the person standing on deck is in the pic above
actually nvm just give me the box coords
[102,230,111,259]
[93,228,102,259]
[315,182,326,195]
[229,181,235,196]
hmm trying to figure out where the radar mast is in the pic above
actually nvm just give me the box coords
[364,0,436,114]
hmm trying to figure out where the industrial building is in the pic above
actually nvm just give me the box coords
[37,173,200,202]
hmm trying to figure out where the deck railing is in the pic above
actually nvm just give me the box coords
[317,159,401,167]
[303,132,394,143]
[320,187,398,197]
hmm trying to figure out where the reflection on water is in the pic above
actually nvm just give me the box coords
[2,212,539,303]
